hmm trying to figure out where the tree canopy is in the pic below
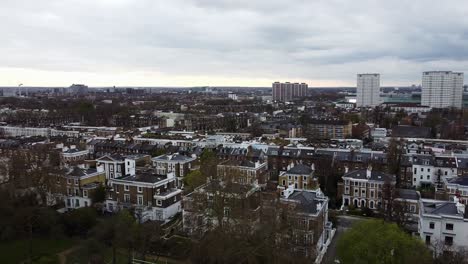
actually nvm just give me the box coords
[337,219,432,264]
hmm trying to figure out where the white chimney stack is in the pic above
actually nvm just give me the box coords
[344,166,349,173]
[366,165,372,179]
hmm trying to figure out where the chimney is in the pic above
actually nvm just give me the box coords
[311,163,315,171]
[366,165,372,179]
[344,165,349,173]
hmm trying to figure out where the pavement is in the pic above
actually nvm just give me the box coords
[321,214,364,264]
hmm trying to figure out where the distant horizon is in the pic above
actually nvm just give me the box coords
[0,84,425,89]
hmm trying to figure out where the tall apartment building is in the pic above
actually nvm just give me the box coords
[356,73,381,107]
[272,82,308,102]
[421,71,464,108]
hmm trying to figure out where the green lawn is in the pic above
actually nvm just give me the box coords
[0,238,74,263]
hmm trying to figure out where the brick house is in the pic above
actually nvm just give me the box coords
[106,170,182,222]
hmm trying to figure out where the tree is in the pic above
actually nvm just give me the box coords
[337,219,432,264]
[62,207,98,237]
[183,170,206,192]
[386,137,404,185]
[199,149,219,179]
[93,210,136,264]
[91,185,106,204]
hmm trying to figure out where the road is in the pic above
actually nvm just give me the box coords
[322,214,365,264]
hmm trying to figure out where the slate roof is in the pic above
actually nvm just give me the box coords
[422,201,461,216]
[66,167,99,178]
[391,125,432,138]
[286,164,313,175]
[152,153,194,162]
[343,169,395,182]
[396,188,419,200]
[456,158,468,169]
[219,159,257,168]
[447,177,468,186]
[287,190,324,214]
[118,172,166,183]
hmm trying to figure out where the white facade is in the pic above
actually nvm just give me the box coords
[419,198,468,253]
[371,128,387,141]
[421,71,464,109]
[356,73,381,107]
[412,161,457,187]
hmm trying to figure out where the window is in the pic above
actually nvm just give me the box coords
[137,195,143,205]
[427,175,430,180]
[83,190,88,198]
[421,168,424,172]
[224,207,230,217]
[446,223,454,231]
[75,189,79,196]
[84,201,88,207]
[67,179,71,185]
[445,236,453,246]
[156,200,162,206]
[74,179,79,185]
[67,188,72,196]
[282,180,286,186]
[75,199,80,207]
[137,186,143,193]
[124,194,130,203]
[425,235,431,245]
[427,168,430,172]
[124,185,129,191]
[429,222,434,229]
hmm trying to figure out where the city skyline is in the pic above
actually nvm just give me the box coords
[1,0,468,87]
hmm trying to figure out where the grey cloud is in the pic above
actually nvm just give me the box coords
[0,0,467,85]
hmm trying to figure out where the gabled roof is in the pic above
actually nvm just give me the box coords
[286,164,313,175]
[286,190,326,214]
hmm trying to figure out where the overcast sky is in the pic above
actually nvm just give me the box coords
[1,0,467,87]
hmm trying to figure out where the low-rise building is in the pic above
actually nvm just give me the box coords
[58,166,106,210]
[340,167,396,209]
[106,171,182,222]
[217,159,268,185]
[418,197,468,253]
[151,153,196,187]
[278,185,333,261]
[278,163,318,191]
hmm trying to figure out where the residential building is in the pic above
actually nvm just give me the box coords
[356,73,381,107]
[442,177,468,204]
[278,185,332,261]
[421,71,464,109]
[106,171,182,222]
[306,119,352,139]
[60,145,89,163]
[217,159,268,185]
[272,82,308,102]
[151,153,195,187]
[58,166,106,210]
[96,154,138,184]
[411,155,457,188]
[182,180,260,237]
[419,197,468,253]
[340,167,396,209]
[278,163,318,191]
